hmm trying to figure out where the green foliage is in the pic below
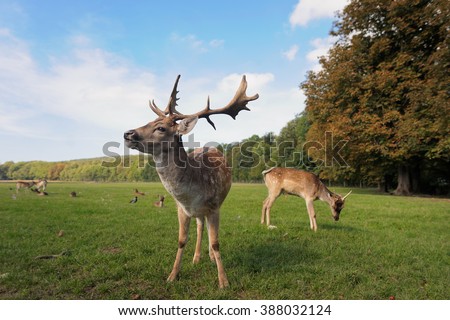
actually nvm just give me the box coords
[0,182,448,299]
[0,156,160,183]
[0,116,306,184]
[0,115,311,184]
[302,0,450,194]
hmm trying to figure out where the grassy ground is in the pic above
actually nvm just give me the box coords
[0,182,448,300]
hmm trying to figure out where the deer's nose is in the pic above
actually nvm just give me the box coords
[124,130,138,140]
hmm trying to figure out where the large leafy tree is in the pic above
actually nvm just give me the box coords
[302,0,449,195]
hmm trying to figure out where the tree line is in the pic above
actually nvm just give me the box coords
[0,109,447,194]
[0,118,308,184]
[302,0,449,195]
[1,0,448,195]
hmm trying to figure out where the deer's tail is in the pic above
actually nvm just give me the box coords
[262,167,277,182]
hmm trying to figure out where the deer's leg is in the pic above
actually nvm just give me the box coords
[263,192,280,227]
[206,212,229,288]
[205,221,215,262]
[193,216,204,264]
[167,206,191,283]
[261,197,269,224]
[305,199,318,232]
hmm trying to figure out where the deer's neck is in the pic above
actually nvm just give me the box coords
[318,182,334,205]
[151,138,231,217]
[152,139,191,200]
[153,139,187,169]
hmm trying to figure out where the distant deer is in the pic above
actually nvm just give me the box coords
[124,75,258,288]
[35,179,47,192]
[154,195,165,208]
[262,167,352,231]
[134,188,145,196]
[16,180,35,192]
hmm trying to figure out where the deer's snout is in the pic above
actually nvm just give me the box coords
[124,130,142,150]
[124,130,139,141]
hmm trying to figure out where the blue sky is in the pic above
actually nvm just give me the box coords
[0,0,348,162]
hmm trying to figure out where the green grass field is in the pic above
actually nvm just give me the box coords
[0,182,448,300]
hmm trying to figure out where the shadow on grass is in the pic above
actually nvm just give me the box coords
[319,223,358,232]
[228,238,320,274]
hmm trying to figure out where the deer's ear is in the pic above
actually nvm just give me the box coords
[177,117,198,135]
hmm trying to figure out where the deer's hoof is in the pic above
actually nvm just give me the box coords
[167,272,178,283]
[219,278,229,289]
[192,255,200,264]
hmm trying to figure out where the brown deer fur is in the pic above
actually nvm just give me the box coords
[124,75,258,288]
[262,167,351,231]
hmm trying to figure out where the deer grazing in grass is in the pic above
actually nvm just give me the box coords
[124,75,258,288]
[261,167,352,231]
[35,179,47,192]
[16,180,35,192]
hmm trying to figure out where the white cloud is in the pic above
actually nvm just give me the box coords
[176,73,304,145]
[218,73,274,93]
[282,45,299,61]
[209,39,224,48]
[0,29,305,161]
[0,29,157,139]
[69,34,92,47]
[170,33,224,53]
[146,72,303,146]
[305,36,337,71]
[289,0,348,27]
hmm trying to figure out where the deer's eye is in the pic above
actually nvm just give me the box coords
[156,127,166,132]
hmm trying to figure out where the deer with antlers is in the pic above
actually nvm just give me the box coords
[261,167,352,231]
[124,75,258,288]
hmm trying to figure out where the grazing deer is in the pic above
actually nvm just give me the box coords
[154,195,165,208]
[134,188,145,196]
[261,167,352,231]
[35,179,47,192]
[124,75,258,288]
[16,180,35,192]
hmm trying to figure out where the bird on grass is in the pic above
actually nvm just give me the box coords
[129,196,138,204]
[154,195,165,208]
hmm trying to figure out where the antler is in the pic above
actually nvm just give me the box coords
[148,75,182,117]
[342,190,352,200]
[165,74,181,115]
[174,75,259,129]
[148,75,259,129]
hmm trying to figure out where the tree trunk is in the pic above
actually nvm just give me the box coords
[410,164,421,193]
[394,165,412,195]
[384,174,390,193]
